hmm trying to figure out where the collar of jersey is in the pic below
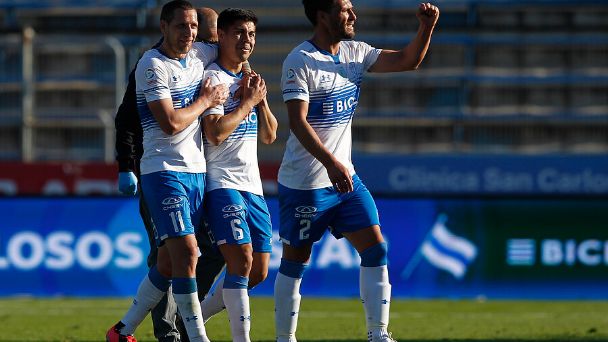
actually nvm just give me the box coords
[155,47,188,68]
[307,40,341,64]
[217,62,244,79]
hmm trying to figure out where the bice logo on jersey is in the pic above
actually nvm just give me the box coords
[295,206,317,218]
[322,96,357,115]
[337,97,357,112]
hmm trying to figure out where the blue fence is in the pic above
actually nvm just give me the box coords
[2,196,608,299]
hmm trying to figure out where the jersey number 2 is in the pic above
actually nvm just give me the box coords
[299,219,311,240]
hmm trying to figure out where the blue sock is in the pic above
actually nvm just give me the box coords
[278,259,308,279]
[359,242,388,267]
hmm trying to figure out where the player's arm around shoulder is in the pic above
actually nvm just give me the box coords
[369,3,439,73]
[139,58,227,136]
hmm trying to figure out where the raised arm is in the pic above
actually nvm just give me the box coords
[369,3,439,73]
[149,77,228,136]
[204,74,267,146]
[287,100,353,193]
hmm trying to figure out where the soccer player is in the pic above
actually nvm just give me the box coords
[106,1,228,342]
[198,8,277,342]
[274,1,439,341]
[114,6,225,342]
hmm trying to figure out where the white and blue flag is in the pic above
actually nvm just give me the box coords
[402,214,477,280]
[420,214,477,279]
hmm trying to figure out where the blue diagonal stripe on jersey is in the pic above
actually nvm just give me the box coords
[309,83,358,101]
[307,84,360,128]
[137,83,201,131]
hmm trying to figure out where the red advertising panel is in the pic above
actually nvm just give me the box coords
[0,162,280,195]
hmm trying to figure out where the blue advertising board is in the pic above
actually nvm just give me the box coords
[354,154,608,196]
[1,197,608,299]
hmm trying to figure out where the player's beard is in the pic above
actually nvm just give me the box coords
[175,40,192,54]
[333,20,355,40]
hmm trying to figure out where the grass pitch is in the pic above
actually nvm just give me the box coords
[2,297,608,341]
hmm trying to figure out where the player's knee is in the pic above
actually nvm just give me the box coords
[248,268,268,288]
[156,258,172,278]
[226,251,253,277]
[148,265,172,291]
[184,244,201,266]
[359,242,388,267]
[170,244,200,275]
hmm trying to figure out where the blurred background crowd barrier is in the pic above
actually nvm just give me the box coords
[0,0,607,299]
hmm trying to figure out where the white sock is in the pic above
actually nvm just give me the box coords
[360,265,391,331]
[173,291,210,342]
[274,272,302,340]
[223,288,251,342]
[120,274,166,335]
[200,271,226,323]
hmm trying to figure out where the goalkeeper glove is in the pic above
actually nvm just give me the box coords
[118,171,138,195]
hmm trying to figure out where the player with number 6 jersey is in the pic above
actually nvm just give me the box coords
[199,8,278,342]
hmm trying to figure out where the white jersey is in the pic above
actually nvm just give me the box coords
[278,40,381,190]
[136,42,218,175]
[203,62,263,195]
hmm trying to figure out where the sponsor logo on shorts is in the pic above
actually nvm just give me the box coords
[296,206,317,214]
[222,204,244,219]
[295,206,317,218]
[222,204,243,213]
[162,196,183,211]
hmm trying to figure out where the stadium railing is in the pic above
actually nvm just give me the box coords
[0,0,606,160]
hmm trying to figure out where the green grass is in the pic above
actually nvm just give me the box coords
[2,297,608,341]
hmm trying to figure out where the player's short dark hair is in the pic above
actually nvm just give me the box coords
[160,0,195,24]
[217,8,258,31]
[302,0,335,25]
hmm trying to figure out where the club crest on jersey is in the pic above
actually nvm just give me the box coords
[171,74,182,83]
[145,68,155,80]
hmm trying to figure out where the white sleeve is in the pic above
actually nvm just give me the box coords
[357,41,382,72]
[202,70,224,117]
[135,56,171,102]
[281,52,309,103]
[193,42,219,66]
